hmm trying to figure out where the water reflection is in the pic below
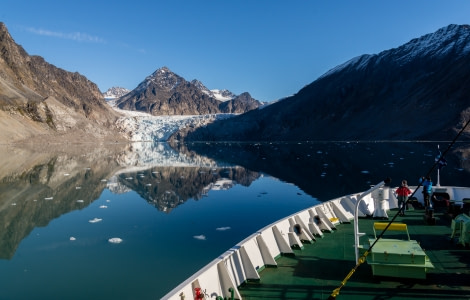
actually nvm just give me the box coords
[0,142,261,259]
[0,141,469,299]
[185,141,470,200]
[115,166,260,213]
[1,141,469,260]
[0,146,124,259]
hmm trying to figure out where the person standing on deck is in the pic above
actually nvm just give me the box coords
[422,176,433,208]
[396,180,412,216]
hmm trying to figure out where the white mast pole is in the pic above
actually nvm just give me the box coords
[436,145,441,187]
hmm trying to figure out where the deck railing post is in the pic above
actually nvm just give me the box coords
[354,180,389,264]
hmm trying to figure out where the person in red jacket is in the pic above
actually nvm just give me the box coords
[396,180,412,216]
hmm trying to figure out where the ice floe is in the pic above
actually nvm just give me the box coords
[108,238,123,244]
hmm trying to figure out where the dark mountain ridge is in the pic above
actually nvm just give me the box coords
[184,24,470,142]
[115,66,263,115]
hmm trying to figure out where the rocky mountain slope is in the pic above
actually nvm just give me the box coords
[184,24,470,142]
[0,22,124,144]
[115,67,263,115]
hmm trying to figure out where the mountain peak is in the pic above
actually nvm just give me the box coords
[321,24,470,79]
[116,66,262,115]
[190,79,236,101]
[155,66,171,74]
[137,66,185,92]
[210,89,236,101]
[102,87,130,99]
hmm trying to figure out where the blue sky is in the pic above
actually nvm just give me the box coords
[2,1,469,102]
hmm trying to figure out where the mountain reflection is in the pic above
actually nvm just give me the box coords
[185,141,470,200]
[115,166,260,213]
[0,142,258,259]
[0,145,125,259]
[1,141,469,260]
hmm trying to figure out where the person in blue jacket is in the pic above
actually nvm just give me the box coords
[421,176,433,208]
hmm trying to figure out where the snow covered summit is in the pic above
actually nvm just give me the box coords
[102,87,130,99]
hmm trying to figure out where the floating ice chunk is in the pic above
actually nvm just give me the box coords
[193,235,206,240]
[108,238,122,244]
[99,205,108,209]
[70,237,76,241]
[216,227,231,231]
[76,200,84,203]
[89,218,102,223]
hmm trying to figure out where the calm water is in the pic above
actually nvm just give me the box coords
[0,141,469,300]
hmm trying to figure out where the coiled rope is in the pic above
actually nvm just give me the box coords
[328,117,470,300]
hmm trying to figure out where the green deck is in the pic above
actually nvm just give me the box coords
[238,207,470,300]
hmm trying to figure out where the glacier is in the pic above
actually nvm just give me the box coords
[110,100,235,142]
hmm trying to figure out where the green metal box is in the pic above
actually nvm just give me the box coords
[367,238,434,279]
